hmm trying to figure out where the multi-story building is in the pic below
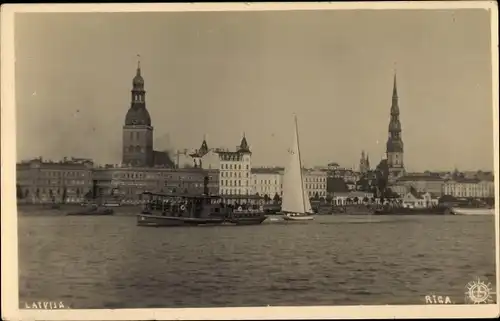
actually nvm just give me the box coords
[250,167,328,200]
[215,136,252,196]
[443,178,495,198]
[303,169,328,198]
[251,167,283,198]
[93,165,219,202]
[391,175,446,197]
[16,157,94,203]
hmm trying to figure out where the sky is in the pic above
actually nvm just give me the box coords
[14,9,495,171]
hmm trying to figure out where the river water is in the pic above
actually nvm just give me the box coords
[17,210,497,308]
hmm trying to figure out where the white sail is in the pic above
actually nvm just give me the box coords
[281,115,310,214]
[303,185,313,214]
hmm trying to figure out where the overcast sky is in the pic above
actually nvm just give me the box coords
[14,9,494,171]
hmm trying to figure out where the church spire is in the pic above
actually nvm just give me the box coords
[392,71,398,98]
[385,68,404,178]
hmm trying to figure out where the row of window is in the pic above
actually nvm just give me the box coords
[36,179,90,185]
[22,187,86,195]
[305,184,326,190]
[254,179,279,185]
[445,191,494,197]
[219,156,247,162]
[111,173,213,180]
[444,185,493,189]
[254,186,280,193]
[221,172,249,178]
[220,188,251,195]
[221,163,249,170]
[23,171,88,178]
[220,180,249,187]
[305,177,327,183]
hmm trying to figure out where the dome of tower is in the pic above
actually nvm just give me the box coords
[125,107,151,126]
[133,74,144,87]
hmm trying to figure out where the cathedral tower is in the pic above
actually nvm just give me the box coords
[122,57,154,167]
[386,72,405,179]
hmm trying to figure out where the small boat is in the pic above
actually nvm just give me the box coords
[66,204,114,216]
[280,115,314,222]
[447,207,495,216]
[137,177,267,227]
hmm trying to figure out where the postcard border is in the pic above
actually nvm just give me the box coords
[2,1,499,320]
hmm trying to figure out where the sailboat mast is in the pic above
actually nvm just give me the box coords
[294,115,307,213]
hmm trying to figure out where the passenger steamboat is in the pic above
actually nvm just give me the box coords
[137,177,267,227]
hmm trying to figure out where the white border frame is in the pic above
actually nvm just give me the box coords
[1,2,499,320]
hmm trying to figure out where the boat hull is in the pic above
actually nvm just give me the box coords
[66,211,114,216]
[66,207,114,216]
[137,213,267,227]
[449,207,495,216]
[282,213,314,221]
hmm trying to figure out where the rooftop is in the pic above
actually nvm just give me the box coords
[251,167,284,174]
[397,175,445,182]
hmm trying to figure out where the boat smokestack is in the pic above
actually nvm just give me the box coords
[203,175,209,195]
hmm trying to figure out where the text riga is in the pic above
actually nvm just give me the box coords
[24,301,67,309]
[425,295,453,304]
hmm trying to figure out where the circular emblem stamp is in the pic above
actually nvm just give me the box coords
[464,276,494,304]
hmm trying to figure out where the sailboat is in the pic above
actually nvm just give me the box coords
[281,115,314,221]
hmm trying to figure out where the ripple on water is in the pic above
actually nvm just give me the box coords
[17,214,497,308]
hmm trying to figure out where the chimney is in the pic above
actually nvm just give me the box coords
[203,175,209,195]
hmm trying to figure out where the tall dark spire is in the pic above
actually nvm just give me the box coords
[392,72,398,98]
[386,70,403,154]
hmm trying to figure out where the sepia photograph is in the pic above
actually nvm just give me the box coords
[1,2,499,320]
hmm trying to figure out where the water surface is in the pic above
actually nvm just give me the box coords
[18,211,497,308]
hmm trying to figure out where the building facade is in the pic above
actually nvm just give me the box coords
[93,165,219,203]
[386,73,406,181]
[402,191,438,208]
[251,167,283,198]
[443,178,495,198]
[303,169,328,198]
[216,136,252,196]
[391,175,446,197]
[250,167,328,199]
[16,157,94,203]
